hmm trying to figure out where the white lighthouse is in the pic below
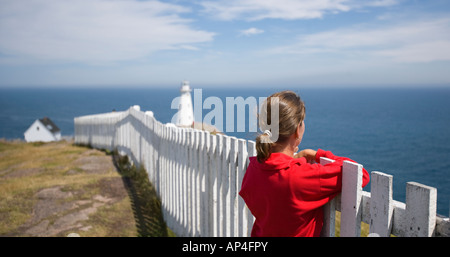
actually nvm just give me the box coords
[175,80,194,127]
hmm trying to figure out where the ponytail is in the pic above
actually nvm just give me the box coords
[256,132,274,163]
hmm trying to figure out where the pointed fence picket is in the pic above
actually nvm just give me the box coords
[74,106,450,237]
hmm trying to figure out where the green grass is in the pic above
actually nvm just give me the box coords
[334,211,370,237]
[112,150,175,237]
[0,140,173,237]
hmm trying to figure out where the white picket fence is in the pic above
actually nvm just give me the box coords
[74,106,450,237]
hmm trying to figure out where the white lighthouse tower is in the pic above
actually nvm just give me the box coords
[176,80,194,127]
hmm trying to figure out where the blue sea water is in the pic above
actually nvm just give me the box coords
[1,86,450,215]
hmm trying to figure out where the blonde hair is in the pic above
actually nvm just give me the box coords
[256,90,305,163]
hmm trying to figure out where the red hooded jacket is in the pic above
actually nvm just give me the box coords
[239,149,370,237]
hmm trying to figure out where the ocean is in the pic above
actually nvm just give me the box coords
[1,86,449,215]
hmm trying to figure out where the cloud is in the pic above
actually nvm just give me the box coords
[199,0,399,21]
[0,0,215,64]
[365,0,399,7]
[267,18,450,63]
[240,27,265,36]
[376,41,450,63]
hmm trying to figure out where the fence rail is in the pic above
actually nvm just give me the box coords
[74,106,450,237]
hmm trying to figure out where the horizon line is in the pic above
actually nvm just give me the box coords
[1,83,450,90]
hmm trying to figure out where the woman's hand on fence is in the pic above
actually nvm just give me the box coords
[295,149,317,164]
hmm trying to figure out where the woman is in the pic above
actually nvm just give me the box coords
[239,90,370,237]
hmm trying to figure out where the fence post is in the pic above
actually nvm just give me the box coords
[201,130,210,236]
[369,171,393,237]
[196,130,204,236]
[246,140,256,237]
[208,134,217,237]
[181,128,188,236]
[171,127,177,230]
[320,157,336,237]
[173,128,180,235]
[229,137,238,236]
[340,160,363,237]
[194,129,202,236]
[215,134,224,236]
[186,129,193,236]
[405,182,437,237]
[192,130,199,236]
[166,126,172,228]
[222,135,231,237]
[160,125,167,226]
[173,127,180,236]
[237,139,248,237]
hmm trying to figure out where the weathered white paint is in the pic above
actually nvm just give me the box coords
[340,161,363,237]
[214,134,223,237]
[222,135,231,237]
[369,171,393,237]
[74,106,449,237]
[229,137,238,236]
[246,140,256,237]
[405,182,437,237]
[237,138,248,237]
[209,134,217,237]
[320,157,337,237]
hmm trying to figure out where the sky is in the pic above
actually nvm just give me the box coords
[1,0,450,88]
